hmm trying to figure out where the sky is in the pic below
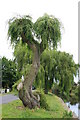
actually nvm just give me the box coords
[0,0,79,64]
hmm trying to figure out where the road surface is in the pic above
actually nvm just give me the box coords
[0,94,19,104]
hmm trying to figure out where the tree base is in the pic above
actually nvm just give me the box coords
[18,87,40,109]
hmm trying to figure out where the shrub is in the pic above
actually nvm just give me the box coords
[33,90,50,110]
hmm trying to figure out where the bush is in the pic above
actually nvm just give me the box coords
[33,90,50,110]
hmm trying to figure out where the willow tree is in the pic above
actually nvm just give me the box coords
[8,14,62,108]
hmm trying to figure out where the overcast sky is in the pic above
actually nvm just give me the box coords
[0,0,79,64]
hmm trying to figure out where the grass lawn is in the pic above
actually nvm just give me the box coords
[1,93,72,118]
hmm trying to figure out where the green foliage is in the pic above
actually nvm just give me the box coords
[52,82,79,104]
[34,13,62,49]
[33,90,50,110]
[2,57,20,88]
[62,110,73,118]
[52,83,60,94]
[34,65,45,89]
[8,15,33,45]
[69,84,78,104]
[14,40,33,77]
[8,14,62,51]
[39,92,50,110]
[54,51,78,95]
[52,85,70,101]
[36,50,78,95]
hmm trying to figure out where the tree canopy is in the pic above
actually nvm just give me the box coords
[14,40,33,77]
[35,50,78,94]
[8,14,62,51]
[13,40,78,96]
[34,14,62,49]
[2,57,19,88]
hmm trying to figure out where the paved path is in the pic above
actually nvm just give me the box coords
[0,94,19,104]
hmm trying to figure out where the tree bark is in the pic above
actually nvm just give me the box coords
[17,34,40,109]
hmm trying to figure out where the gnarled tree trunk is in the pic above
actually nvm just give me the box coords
[17,34,41,109]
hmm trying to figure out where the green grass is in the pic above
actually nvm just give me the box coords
[1,93,71,118]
